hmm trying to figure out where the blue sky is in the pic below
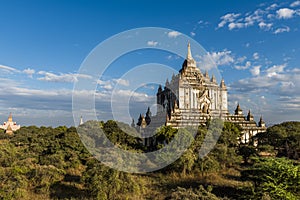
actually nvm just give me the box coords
[0,0,300,126]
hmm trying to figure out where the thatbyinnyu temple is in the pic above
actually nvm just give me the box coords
[135,42,266,144]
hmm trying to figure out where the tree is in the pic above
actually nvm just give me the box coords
[241,157,300,199]
[82,159,142,199]
[155,125,178,146]
[255,122,300,160]
[238,145,257,164]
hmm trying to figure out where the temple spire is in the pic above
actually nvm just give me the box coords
[8,112,12,122]
[220,78,226,88]
[187,41,193,60]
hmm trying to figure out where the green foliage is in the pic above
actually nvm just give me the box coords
[82,159,143,199]
[238,145,257,164]
[0,120,299,199]
[79,120,142,151]
[256,121,300,160]
[155,125,178,145]
[168,185,220,200]
[0,125,89,199]
[242,157,300,199]
[0,162,29,199]
[208,121,242,169]
[103,120,141,150]
[29,165,65,193]
[220,122,243,147]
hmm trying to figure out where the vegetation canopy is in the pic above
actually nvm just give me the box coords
[0,121,299,199]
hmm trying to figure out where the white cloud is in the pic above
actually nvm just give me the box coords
[112,89,149,102]
[291,68,300,73]
[0,64,20,73]
[258,21,272,30]
[266,64,287,77]
[147,40,158,47]
[244,9,264,26]
[113,78,130,87]
[190,32,196,36]
[0,76,155,126]
[217,4,299,33]
[230,62,300,123]
[219,9,267,31]
[23,68,35,77]
[197,49,255,72]
[37,71,92,83]
[250,65,261,76]
[235,61,251,70]
[167,31,181,38]
[96,79,107,85]
[218,13,241,28]
[280,81,295,91]
[253,52,259,60]
[276,8,295,19]
[97,78,130,90]
[228,22,244,30]
[237,56,247,63]
[166,55,180,60]
[267,14,275,19]
[273,26,290,34]
[209,50,235,65]
[290,1,300,7]
[197,50,235,70]
[102,84,113,90]
[266,3,278,10]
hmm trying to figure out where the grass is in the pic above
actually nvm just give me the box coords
[130,168,253,200]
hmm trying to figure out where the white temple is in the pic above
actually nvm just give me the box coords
[0,113,21,134]
[136,42,266,144]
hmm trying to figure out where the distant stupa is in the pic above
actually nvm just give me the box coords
[0,113,21,135]
[79,116,84,125]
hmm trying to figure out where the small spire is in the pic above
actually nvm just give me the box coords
[247,110,253,121]
[146,107,151,117]
[137,114,142,126]
[165,78,169,86]
[205,70,209,78]
[187,41,193,60]
[145,107,151,125]
[8,112,12,122]
[259,115,266,127]
[158,84,162,93]
[79,116,84,125]
[220,78,226,88]
[259,115,265,123]
[235,103,243,115]
[211,75,216,83]
[131,118,135,128]
[172,73,175,80]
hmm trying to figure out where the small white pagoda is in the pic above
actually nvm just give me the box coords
[0,113,21,134]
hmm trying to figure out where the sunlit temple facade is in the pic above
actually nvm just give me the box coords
[136,42,266,144]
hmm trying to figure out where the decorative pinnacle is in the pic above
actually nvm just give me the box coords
[8,112,12,122]
[187,41,193,60]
